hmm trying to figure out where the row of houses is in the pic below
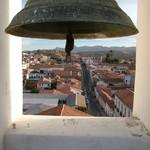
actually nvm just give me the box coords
[22,56,91,116]
[95,86,133,117]
[83,57,135,117]
[23,63,81,79]
[23,93,88,116]
[23,63,82,90]
[89,64,135,87]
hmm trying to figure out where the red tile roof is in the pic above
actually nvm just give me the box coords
[36,105,91,116]
[37,77,51,84]
[96,86,114,109]
[64,67,80,72]
[102,78,124,83]
[115,88,134,109]
[29,64,51,69]
[70,79,81,85]
[110,86,128,90]
[39,89,66,94]
[29,64,64,70]
[39,90,54,94]
[96,86,112,97]
[23,69,28,75]
[26,80,38,85]
[53,90,65,94]
[56,86,82,94]
[25,79,38,89]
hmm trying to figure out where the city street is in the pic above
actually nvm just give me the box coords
[81,61,105,116]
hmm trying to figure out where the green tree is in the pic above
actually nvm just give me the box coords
[77,106,87,112]
[31,87,40,93]
[51,80,57,89]
[105,53,111,63]
[113,58,120,64]
[109,50,115,61]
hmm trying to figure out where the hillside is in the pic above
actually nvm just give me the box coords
[76,50,135,60]
[74,46,135,53]
[55,45,136,52]
[23,46,136,60]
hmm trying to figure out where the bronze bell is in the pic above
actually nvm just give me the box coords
[5,0,138,61]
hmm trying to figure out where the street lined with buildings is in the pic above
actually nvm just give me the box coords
[22,50,135,117]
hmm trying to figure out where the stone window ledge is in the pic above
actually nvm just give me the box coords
[5,115,150,150]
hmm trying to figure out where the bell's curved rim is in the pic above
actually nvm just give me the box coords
[5,21,138,40]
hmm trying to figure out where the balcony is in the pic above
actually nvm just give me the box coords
[5,116,150,150]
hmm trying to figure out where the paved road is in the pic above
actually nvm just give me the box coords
[81,62,101,116]
[81,61,108,116]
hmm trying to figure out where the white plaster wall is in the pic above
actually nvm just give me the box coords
[116,98,132,117]
[131,75,135,87]
[94,88,98,98]
[122,105,126,117]
[5,116,150,150]
[71,89,81,95]
[116,97,119,109]
[37,84,50,89]
[105,103,113,117]
[0,1,11,149]
[0,1,22,149]
[9,0,22,120]
[124,75,131,86]
[97,80,108,87]
[133,0,150,131]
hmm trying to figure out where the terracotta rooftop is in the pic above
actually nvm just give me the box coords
[115,88,134,109]
[37,77,51,84]
[96,86,111,96]
[23,69,28,75]
[29,64,51,69]
[76,94,86,108]
[110,86,128,90]
[39,86,82,95]
[70,79,81,85]
[39,89,66,94]
[64,67,80,72]
[96,86,114,109]
[56,86,82,94]
[36,105,91,116]
[39,90,54,94]
[26,79,38,85]
[102,78,124,83]
[94,70,109,74]
[53,90,66,94]
[29,64,64,70]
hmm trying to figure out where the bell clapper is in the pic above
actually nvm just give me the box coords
[65,31,74,62]
[65,52,71,62]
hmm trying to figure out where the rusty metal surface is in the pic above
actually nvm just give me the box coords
[5,0,138,39]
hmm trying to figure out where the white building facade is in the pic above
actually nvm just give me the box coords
[114,96,132,117]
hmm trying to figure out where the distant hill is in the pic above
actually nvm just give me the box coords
[55,45,136,52]
[55,45,136,60]
[77,50,136,60]
[23,46,136,60]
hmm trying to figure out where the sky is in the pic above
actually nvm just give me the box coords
[22,0,137,50]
